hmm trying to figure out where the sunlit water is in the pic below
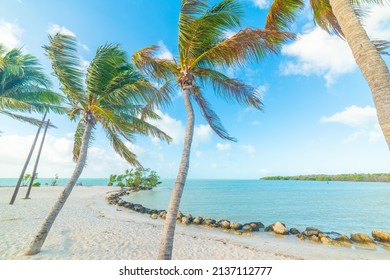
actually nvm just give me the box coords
[128,179,390,235]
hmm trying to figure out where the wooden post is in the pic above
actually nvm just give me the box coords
[9,112,47,205]
[25,119,50,199]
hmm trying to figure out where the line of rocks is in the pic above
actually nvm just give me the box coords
[264,222,390,249]
[106,191,390,249]
[105,191,264,234]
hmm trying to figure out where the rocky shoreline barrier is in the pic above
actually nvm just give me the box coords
[105,190,390,250]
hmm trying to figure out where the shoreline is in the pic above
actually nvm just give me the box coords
[1,186,389,260]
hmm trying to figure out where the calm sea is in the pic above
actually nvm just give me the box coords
[2,178,389,235]
[129,179,390,236]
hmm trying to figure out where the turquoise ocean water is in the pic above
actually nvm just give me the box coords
[2,178,389,235]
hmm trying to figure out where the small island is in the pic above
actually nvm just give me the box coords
[260,173,390,182]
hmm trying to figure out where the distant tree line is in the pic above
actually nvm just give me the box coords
[260,174,390,182]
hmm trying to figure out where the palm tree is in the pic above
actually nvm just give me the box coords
[0,44,63,126]
[278,0,390,148]
[133,0,300,259]
[24,33,171,255]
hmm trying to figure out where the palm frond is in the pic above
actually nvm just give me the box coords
[191,88,236,141]
[193,28,294,69]
[0,111,56,128]
[0,96,34,111]
[181,0,243,62]
[373,40,390,55]
[106,130,141,167]
[44,33,86,106]
[194,67,263,109]
[310,0,343,37]
[266,0,304,31]
[132,46,178,82]
[86,43,128,101]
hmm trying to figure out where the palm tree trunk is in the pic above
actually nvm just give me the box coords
[24,120,93,255]
[329,0,390,149]
[25,119,50,199]
[9,112,47,205]
[158,89,194,260]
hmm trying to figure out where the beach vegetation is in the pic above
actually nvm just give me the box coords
[108,167,161,191]
[261,173,390,182]
[133,0,299,259]
[50,174,59,186]
[25,33,171,256]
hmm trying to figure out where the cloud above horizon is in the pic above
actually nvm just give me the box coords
[320,105,383,144]
[281,5,390,86]
[0,19,23,50]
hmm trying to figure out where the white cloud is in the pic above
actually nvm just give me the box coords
[239,144,256,157]
[320,105,383,144]
[80,43,90,52]
[281,6,390,86]
[194,124,212,145]
[364,5,390,41]
[156,41,174,61]
[216,142,231,153]
[125,142,145,155]
[281,27,356,86]
[0,19,23,50]
[47,23,76,37]
[251,0,270,9]
[149,110,185,144]
[320,105,377,127]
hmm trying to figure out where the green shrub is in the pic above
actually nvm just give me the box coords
[108,168,161,191]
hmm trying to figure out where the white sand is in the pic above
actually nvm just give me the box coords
[1,186,389,260]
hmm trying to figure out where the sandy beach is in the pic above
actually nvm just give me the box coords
[1,186,389,260]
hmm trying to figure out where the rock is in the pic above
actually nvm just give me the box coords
[305,227,323,233]
[159,211,167,218]
[249,222,263,231]
[192,216,203,225]
[350,233,376,245]
[289,228,300,235]
[150,214,158,219]
[230,222,243,231]
[273,222,289,235]
[117,199,126,206]
[177,211,184,220]
[309,235,320,242]
[372,230,390,243]
[296,234,306,241]
[181,216,191,225]
[150,209,159,215]
[218,220,231,229]
[325,231,342,239]
[264,225,273,232]
[320,236,333,245]
[318,233,328,238]
[203,218,217,227]
[243,224,253,232]
[184,214,193,223]
[332,234,352,247]
[302,231,319,237]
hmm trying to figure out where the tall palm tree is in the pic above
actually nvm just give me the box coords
[0,44,63,126]
[276,0,390,149]
[25,33,171,255]
[133,0,301,259]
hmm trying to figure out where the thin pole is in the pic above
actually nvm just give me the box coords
[9,112,47,205]
[25,119,50,199]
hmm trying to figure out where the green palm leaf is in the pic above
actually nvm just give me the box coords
[266,0,304,31]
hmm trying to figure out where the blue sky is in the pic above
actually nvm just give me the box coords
[1,0,390,179]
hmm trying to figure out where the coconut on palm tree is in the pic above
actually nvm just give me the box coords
[133,0,301,260]
[25,33,171,255]
[0,44,63,126]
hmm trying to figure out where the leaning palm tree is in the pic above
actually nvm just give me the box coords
[272,0,390,148]
[25,33,171,255]
[133,0,301,259]
[0,44,63,126]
